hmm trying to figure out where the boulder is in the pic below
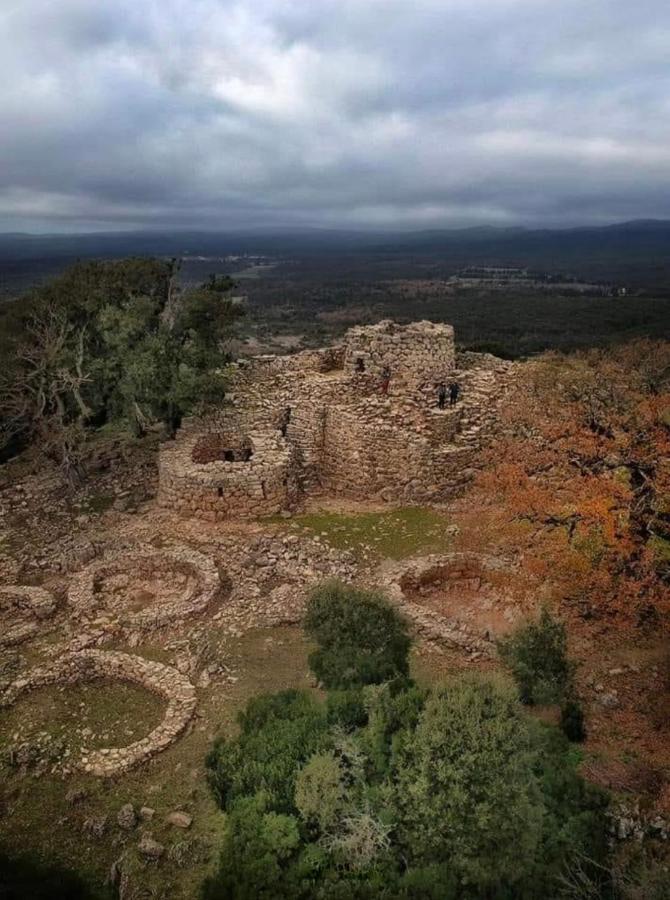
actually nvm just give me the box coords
[166,811,193,829]
[117,803,137,830]
[138,835,164,860]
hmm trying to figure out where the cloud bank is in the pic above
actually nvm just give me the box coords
[2,0,670,231]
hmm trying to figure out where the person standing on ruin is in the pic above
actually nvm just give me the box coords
[437,383,447,409]
[449,380,460,406]
[380,366,391,395]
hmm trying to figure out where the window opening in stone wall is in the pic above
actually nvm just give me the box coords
[355,357,365,373]
[280,407,292,437]
[217,487,224,498]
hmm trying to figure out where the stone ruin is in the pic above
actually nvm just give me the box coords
[1,649,196,777]
[158,320,515,520]
[376,553,511,659]
[0,585,57,647]
[67,545,221,640]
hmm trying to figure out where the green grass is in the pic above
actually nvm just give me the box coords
[75,492,116,515]
[0,627,315,900]
[0,682,166,758]
[277,507,455,560]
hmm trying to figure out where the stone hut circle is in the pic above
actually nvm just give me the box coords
[158,319,516,521]
[0,585,58,648]
[67,545,221,635]
[0,649,197,777]
[376,552,516,658]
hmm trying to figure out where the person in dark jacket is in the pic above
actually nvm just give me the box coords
[437,383,448,409]
[380,366,391,395]
[449,380,460,406]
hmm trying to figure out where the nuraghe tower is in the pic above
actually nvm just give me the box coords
[158,320,514,520]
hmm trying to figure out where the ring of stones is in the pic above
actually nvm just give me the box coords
[67,545,220,631]
[0,649,197,777]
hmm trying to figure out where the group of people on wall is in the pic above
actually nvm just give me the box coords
[353,356,460,406]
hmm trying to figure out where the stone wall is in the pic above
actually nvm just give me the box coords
[159,418,297,520]
[67,545,221,638]
[1,650,197,777]
[158,320,516,520]
[343,319,455,393]
[375,553,506,658]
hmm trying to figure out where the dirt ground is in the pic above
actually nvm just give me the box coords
[1,442,669,897]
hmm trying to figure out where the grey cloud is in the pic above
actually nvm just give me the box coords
[1,0,670,231]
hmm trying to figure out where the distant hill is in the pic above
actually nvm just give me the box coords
[2,219,670,295]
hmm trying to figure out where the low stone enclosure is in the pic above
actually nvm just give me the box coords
[0,585,58,647]
[1,650,196,777]
[67,545,221,639]
[159,320,516,520]
[377,553,519,659]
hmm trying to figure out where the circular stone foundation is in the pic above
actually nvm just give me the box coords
[67,545,220,632]
[378,553,513,656]
[1,650,197,777]
[0,586,57,647]
[158,421,294,520]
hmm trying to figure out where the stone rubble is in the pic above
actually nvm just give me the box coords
[0,585,58,647]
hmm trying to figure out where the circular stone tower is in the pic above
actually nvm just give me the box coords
[342,320,455,393]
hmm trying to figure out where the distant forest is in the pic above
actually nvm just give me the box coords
[2,221,670,358]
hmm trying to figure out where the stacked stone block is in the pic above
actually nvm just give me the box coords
[158,320,516,519]
[1,650,197,777]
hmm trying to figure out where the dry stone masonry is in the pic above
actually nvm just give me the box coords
[1,649,197,777]
[67,545,221,638]
[376,552,515,658]
[0,585,57,647]
[159,320,515,520]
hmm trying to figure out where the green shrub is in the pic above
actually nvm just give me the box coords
[391,677,545,890]
[498,607,574,704]
[326,690,369,731]
[304,581,410,689]
[294,752,347,833]
[206,690,327,813]
[201,794,303,900]
[561,698,587,742]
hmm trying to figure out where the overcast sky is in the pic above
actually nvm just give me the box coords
[2,0,670,232]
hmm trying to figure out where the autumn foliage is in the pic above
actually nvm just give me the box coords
[461,340,670,623]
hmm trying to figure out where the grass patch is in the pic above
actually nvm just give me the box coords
[0,681,166,758]
[278,507,455,560]
[0,627,314,900]
[77,493,116,515]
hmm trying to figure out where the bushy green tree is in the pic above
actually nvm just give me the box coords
[0,258,242,465]
[201,794,303,900]
[294,751,347,832]
[392,678,544,890]
[304,581,410,689]
[206,690,328,814]
[498,608,574,704]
